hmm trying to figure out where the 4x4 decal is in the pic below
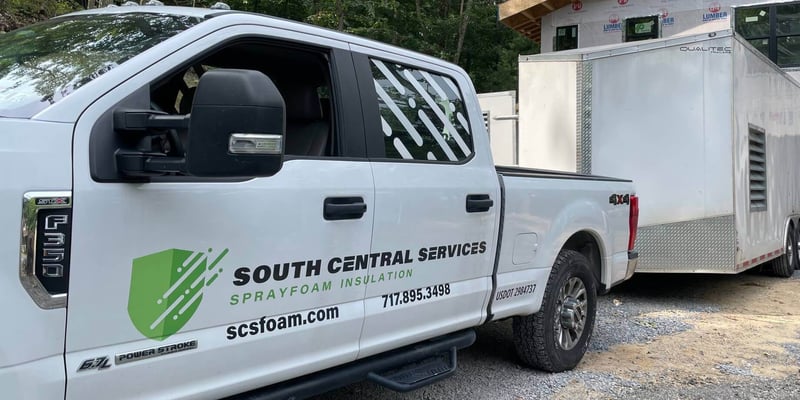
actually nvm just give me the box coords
[127,248,228,340]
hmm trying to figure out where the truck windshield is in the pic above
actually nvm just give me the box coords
[0,13,201,118]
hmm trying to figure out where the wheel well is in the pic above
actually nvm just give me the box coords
[562,231,603,291]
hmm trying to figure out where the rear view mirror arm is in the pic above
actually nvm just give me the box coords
[113,109,190,131]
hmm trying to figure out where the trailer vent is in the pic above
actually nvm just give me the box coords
[748,125,767,211]
[482,111,490,136]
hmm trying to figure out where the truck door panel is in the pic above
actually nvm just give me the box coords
[352,51,501,357]
[66,28,372,400]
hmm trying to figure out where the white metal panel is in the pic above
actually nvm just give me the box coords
[0,120,71,394]
[522,30,735,61]
[731,36,800,264]
[362,161,499,353]
[785,68,800,83]
[518,33,746,273]
[492,174,633,318]
[65,25,373,400]
[477,91,518,166]
[0,356,65,399]
[356,45,501,356]
[361,152,499,356]
[517,61,578,171]
[66,163,374,400]
[701,40,736,218]
[589,36,735,226]
[489,267,551,319]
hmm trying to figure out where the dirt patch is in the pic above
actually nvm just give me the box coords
[558,273,800,397]
[315,271,800,400]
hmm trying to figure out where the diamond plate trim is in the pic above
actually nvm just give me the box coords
[575,62,592,174]
[636,215,736,273]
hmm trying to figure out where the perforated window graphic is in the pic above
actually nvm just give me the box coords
[370,59,473,161]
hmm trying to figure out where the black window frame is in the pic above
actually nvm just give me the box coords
[735,1,800,68]
[554,25,579,51]
[624,15,660,43]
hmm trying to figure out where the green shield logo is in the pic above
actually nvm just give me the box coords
[127,248,227,341]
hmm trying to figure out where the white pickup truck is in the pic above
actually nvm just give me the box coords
[0,5,638,400]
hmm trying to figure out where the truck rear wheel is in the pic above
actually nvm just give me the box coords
[772,224,796,277]
[513,249,597,372]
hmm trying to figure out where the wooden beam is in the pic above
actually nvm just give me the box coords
[499,0,573,43]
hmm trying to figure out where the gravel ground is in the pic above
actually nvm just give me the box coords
[313,269,800,400]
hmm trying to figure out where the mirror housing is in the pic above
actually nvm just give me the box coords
[186,68,285,177]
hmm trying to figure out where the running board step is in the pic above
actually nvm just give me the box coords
[367,347,457,392]
[229,329,476,400]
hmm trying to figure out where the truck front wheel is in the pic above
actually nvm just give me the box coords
[513,249,597,372]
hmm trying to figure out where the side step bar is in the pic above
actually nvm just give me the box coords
[367,346,457,391]
[230,329,476,400]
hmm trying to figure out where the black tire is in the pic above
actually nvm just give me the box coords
[772,224,795,278]
[513,249,597,372]
[794,223,800,270]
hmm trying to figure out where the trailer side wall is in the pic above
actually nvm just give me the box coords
[518,34,743,273]
[732,36,800,268]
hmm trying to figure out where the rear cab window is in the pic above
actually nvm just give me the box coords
[0,13,201,119]
[367,58,474,162]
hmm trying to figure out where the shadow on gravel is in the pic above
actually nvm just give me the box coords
[608,268,798,314]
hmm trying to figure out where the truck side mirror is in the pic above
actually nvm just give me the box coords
[186,69,285,177]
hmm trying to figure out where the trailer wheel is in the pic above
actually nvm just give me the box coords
[794,224,800,270]
[513,249,597,372]
[772,225,796,278]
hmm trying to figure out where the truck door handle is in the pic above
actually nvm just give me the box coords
[324,197,367,220]
[466,194,493,213]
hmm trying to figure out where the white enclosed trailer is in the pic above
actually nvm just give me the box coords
[518,29,800,275]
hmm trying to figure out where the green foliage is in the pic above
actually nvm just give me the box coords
[7,0,539,93]
[196,0,539,92]
[0,0,81,18]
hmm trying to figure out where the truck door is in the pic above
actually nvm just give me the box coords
[64,28,372,399]
[351,49,501,357]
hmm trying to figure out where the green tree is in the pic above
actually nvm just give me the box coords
[0,0,81,31]
[218,0,537,92]
[6,0,539,93]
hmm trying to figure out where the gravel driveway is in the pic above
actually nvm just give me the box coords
[313,269,800,400]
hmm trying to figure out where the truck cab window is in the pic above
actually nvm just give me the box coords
[369,59,473,162]
[150,42,336,157]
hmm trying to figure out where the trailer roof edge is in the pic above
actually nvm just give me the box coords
[519,29,734,62]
